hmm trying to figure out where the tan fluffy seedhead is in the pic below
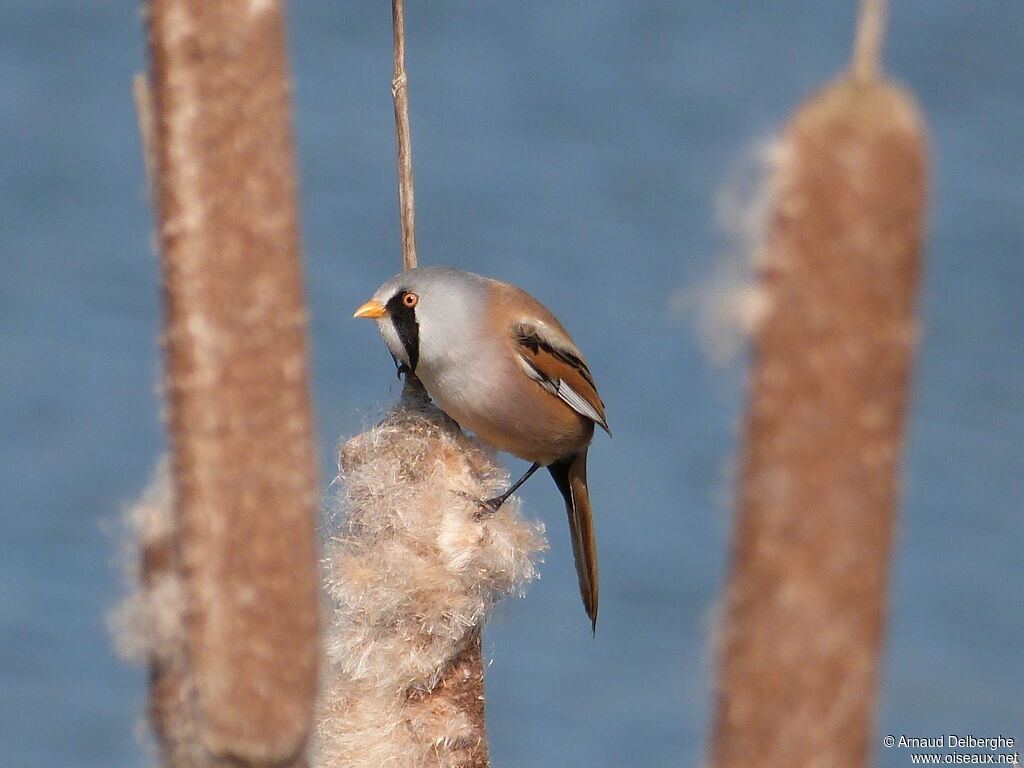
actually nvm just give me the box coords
[315,383,547,767]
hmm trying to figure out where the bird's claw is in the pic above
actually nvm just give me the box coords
[481,496,505,513]
[455,491,505,518]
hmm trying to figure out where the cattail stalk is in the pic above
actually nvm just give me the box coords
[313,9,545,764]
[141,0,320,764]
[710,1,928,765]
[387,3,493,756]
[392,0,417,271]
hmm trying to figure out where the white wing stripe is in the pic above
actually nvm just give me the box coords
[556,380,606,426]
[516,351,606,425]
[516,352,559,395]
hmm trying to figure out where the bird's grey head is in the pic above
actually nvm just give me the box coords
[359,266,490,375]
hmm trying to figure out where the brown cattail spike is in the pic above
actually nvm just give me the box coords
[710,71,929,768]
[144,0,321,763]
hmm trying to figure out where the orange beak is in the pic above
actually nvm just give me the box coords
[353,300,387,319]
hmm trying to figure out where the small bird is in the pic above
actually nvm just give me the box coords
[354,266,609,631]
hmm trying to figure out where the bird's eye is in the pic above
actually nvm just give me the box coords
[402,292,419,308]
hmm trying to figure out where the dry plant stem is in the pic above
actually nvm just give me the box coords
[145,0,319,764]
[710,76,927,768]
[392,0,417,270]
[851,0,887,82]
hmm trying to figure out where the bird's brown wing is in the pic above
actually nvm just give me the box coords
[513,323,609,433]
[548,449,599,632]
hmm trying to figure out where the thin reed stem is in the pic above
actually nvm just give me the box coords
[392,0,417,270]
[851,0,888,81]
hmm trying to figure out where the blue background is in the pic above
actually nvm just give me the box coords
[1,1,1021,765]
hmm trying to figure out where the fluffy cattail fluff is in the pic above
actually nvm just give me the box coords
[110,461,207,767]
[314,381,547,768]
[674,137,785,366]
[110,460,179,665]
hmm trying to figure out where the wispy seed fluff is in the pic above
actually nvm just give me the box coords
[314,383,547,767]
[672,136,787,365]
[110,460,181,665]
[109,460,205,767]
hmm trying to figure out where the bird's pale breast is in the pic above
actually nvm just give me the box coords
[417,336,592,466]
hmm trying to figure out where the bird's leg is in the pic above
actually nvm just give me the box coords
[480,462,542,513]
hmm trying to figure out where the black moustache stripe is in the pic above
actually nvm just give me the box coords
[386,292,420,373]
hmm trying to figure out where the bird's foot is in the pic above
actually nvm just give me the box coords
[481,496,506,513]
[456,491,505,518]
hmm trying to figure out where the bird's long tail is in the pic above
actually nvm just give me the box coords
[548,449,599,633]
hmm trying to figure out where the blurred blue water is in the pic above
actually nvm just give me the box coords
[1,2,1021,766]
